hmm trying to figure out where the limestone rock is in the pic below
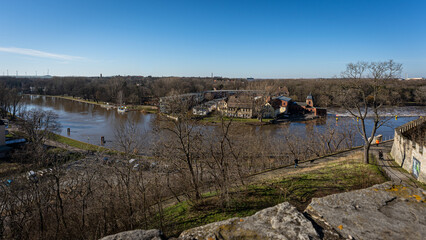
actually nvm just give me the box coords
[305,181,426,240]
[99,229,166,240]
[179,202,319,240]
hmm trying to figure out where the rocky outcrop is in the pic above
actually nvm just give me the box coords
[99,229,166,240]
[179,202,319,240]
[100,182,426,240]
[305,181,426,240]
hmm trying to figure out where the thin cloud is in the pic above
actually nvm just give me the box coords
[0,47,84,60]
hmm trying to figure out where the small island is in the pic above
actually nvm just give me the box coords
[160,90,327,122]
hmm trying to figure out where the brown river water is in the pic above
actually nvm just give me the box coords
[23,95,423,152]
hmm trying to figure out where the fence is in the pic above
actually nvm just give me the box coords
[395,116,425,135]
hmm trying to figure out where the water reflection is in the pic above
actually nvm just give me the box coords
[23,95,420,152]
[23,95,155,150]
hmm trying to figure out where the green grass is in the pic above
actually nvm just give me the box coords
[128,105,158,113]
[55,95,100,105]
[51,133,117,154]
[156,198,260,237]
[53,95,159,113]
[4,130,26,139]
[200,116,273,123]
[152,156,387,237]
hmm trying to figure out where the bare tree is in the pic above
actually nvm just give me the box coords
[9,88,24,120]
[18,109,61,147]
[284,131,305,162]
[205,117,235,206]
[337,60,402,163]
[155,97,204,201]
[0,83,11,118]
[114,118,144,155]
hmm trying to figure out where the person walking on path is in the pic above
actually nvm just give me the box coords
[294,158,299,168]
[379,150,383,160]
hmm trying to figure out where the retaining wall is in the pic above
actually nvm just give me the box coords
[391,117,425,183]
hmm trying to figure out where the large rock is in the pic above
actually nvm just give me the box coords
[305,181,426,240]
[99,229,166,240]
[179,202,319,240]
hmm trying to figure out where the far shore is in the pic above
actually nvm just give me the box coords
[25,94,159,113]
[24,94,424,124]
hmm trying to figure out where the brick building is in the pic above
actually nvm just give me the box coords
[270,94,327,118]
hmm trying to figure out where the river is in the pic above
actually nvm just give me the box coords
[23,95,424,151]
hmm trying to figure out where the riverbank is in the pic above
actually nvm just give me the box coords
[198,113,326,125]
[22,95,421,152]
[27,94,159,113]
[50,133,117,154]
[52,95,101,105]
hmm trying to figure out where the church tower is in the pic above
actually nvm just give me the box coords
[306,93,314,107]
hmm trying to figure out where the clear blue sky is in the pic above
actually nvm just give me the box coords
[0,0,425,78]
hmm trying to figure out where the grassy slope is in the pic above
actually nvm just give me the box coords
[127,105,158,113]
[52,95,100,105]
[53,95,159,113]
[154,155,387,237]
[51,133,116,154]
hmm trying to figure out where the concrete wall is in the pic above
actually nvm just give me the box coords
[391,117,425,183]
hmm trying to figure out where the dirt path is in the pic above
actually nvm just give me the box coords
[371,142,421,187]
[247,145,367,184]
[161,145,377,209]
[250,140,420,188]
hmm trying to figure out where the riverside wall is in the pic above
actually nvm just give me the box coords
[391,117,425,183]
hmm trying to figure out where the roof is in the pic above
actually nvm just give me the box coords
[307,93,313,100]
[295,102,308,107]
[227,95,253,109]
[212,97,227,102]
[160,92,203,100]
[273,96,292,102]
[194,105,208,110]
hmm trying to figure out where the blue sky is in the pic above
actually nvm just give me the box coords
[0,0,425,78]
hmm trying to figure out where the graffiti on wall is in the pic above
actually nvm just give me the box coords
[412,157,420,179]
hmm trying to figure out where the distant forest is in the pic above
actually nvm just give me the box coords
[0,76,425,107]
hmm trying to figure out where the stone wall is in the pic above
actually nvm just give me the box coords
[391,117,425,183]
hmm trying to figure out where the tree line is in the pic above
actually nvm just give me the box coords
[0,75,424,107]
